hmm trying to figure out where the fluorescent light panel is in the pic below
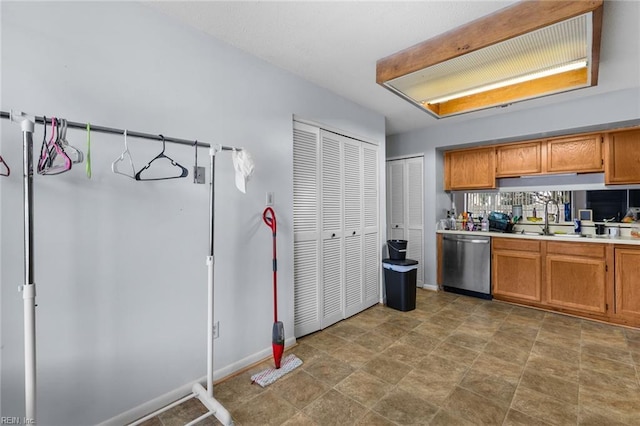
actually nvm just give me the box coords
[425,60,588,105]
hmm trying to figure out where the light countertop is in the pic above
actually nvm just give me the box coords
[436,229,640,245]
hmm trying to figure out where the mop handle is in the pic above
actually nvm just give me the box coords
[262,207,278,323]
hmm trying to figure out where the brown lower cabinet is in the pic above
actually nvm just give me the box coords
[615,246,640,324]
[490,237,640,327]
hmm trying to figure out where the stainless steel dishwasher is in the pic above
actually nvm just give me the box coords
[442,234,491,299]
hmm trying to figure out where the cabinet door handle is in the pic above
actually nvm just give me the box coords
[331,233,336,238]
[395,225,399,228]
[352,231,356,235]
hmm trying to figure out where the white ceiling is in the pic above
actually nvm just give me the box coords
[147,1,640,136]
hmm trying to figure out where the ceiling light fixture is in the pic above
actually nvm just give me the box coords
[425,60,588,105]
[377,0,603,119]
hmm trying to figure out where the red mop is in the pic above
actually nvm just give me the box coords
[262,207,284,368]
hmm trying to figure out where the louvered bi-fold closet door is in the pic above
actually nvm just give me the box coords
[320,131,344,329]
[343,138,364,318]
[293,122,321,337]
[406,157,424,285]
[387,160,405,240]
[363,144,380,307]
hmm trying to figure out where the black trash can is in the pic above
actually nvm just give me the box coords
[382,258,418,312]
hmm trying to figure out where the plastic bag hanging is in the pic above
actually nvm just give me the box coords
[231,148,254,193]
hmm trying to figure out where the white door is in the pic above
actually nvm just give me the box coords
[320,130,344,328]
[293,123,321,337]
[387,161,405,240]
[386,157,424,285]
[343,137,364,318]
[363,144,380,307]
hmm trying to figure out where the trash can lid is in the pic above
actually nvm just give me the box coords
[382,258,418,266]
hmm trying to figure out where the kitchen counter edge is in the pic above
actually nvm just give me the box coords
[436,230,640,245]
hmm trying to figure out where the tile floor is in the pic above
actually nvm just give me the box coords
[140,289,640,425]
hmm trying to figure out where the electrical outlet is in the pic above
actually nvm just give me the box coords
[213,321,220,339]
[193,166,205,184]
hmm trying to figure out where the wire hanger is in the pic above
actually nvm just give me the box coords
[112,129,136,179]
[0,155,9,177]
[134,134,189,181]
[58,119,84,164]
[38,117,72,175]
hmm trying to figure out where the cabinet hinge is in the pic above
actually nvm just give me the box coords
[605,264,608,272]
[606,303,609,311]
[601,158,604,166]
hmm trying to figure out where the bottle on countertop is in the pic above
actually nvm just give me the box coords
[532,207,537,218]
[481,212,489,232]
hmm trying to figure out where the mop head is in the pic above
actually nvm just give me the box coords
[250,354,303,387]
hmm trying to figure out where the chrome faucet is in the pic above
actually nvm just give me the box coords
[543,199,560,235]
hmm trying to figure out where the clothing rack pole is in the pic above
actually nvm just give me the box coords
[3,110,238,425]
[8,112,37,422]
[0,110,239,151]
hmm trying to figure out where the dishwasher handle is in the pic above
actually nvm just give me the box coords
[443,235,490,244]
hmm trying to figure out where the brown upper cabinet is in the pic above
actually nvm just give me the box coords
[604,128,640,184]
[495,141,543,177]
[546,134,603,173]
[444,146,495,190]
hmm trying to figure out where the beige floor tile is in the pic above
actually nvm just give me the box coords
[471,353,524,385]
[361,355,412,385]
[430,341,480,366]
[303,389,368,426]
[519,368,579,405]
[429,408,476,426]
[380,341,430,365]
[303,331,349,353]
[491,329,537,352]
[578,403,638,426]
[399,330,441,352]
[334,370,393,408]
[579,385,640,419]
[580,353,637,378]
[288,342,326,369]
[372,388,438,425]
[232,390,298,426]
[581,341,634,364]
[531,340,581,364]
[441,386,509,425]
[503,409,553,426]
[525,353,579,382]
[354,410,396,426]
[353,331,396,353]
[386,314,422,330]
[396,369,459,405]
[579,366,639,392]
[214,371,267,412]
[458,369,517,408]
[511,386,578,426]
[443,331,489,352]
[270,370,330,409]
[302,354,354,386]
[159,398,219,426]
[281,411,318,426]
[329,342,377,369]
[324,322,367,341]
[483,340,531,365]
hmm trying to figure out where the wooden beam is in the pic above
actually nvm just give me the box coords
[376,0,603,84]
[431,67,589,117]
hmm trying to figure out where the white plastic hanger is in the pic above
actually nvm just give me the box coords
[111,129,136,179]
[59,119,84,164]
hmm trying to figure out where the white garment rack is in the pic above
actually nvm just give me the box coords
[3,110,237,426]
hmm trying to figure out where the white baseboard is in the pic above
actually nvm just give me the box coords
[98,337,297,426]
[422,284,438,291]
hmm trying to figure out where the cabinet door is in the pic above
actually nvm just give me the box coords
[493,249,541,302]
[545,254,607,314]
[444,147,495,190]
[496,142,542,177]
[614,247,640,323]
[492,238,541,302]
[293,123,321,337]
[605,129,640,184]
[546,134,603,173]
